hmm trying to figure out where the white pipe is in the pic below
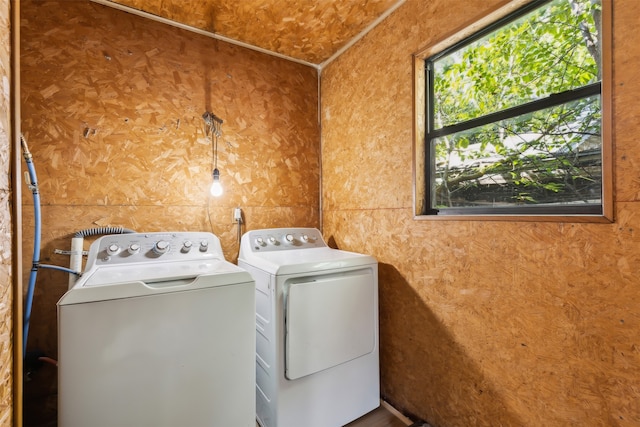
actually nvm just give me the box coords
[68,237,84,289]
[67,227,135,289]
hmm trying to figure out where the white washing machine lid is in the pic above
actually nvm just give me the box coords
[58,261,253,306]
[58,232,254,305]
[78,257,239,287]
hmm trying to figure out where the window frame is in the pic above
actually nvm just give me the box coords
[412,0,612,222]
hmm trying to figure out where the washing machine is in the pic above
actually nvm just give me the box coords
[238,227,379,427]
[57,232,256,427]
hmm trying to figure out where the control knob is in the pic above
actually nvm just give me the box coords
[199,240,209,252]
[153,240,170,255]
[255,237,265,247]
[284,234,295,244]
[106,243,120,255]
[127,243,141,255]
[182,240,193,253]
[268,236,277,245]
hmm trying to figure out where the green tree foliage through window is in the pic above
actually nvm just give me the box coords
[426,0,602,215]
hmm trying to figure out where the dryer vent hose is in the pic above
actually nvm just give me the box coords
[74,226,136,238]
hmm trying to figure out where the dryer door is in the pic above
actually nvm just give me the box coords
[285,269,375,380]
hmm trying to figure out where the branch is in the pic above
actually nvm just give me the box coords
[568,0,601,79]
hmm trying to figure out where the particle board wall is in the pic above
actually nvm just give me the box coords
[106,0,401,65]
[0,0,12,424]
[321,0,640,426]
[20,0,319,423]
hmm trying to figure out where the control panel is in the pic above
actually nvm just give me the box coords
[246,228,326,252]
[88,232,223,266]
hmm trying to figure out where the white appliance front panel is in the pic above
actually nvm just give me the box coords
[285,270,375,380]
[58,280,256,427]
[238,228,380,427]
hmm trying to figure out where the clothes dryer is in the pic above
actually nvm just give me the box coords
[238,227,379,427]
[58,232,256,427]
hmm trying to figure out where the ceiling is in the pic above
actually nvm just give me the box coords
[91,0,406,68]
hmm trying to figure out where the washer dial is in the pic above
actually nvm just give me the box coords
[153,240,170,255]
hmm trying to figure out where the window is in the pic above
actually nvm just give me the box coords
[416,0,611,220]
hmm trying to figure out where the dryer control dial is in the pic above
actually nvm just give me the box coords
[153,240,170,255]
[244,228,327,252]
[199,240,209,252]
[127,243,141,255]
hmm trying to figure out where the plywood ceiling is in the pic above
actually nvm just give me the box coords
[94,0,405,68]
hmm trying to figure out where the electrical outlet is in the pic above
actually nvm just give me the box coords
[232,207,242,223]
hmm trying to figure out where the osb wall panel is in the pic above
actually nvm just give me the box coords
[610,0,640,202]
[0,0,11,424]
[322,0,640,426]
[20,0,319,424]
[107,0,401,65]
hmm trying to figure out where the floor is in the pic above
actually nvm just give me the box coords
[255,402,412,427]
[345,404,412,427]
[28,403,410,427]
[26,373,418,427]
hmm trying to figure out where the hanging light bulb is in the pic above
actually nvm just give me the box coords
[210,168,223,197]
[203,111,224,198]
